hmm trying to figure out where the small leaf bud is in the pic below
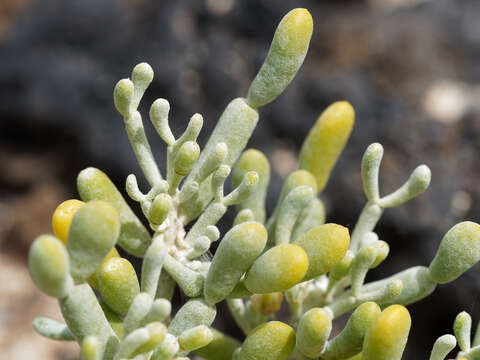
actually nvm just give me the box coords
[113,78,133,117]
[251,292,283,317]
[175,141,200,176]
[149,193,173,225]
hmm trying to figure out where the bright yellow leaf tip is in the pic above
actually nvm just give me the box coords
[293,223,350,280]
[276,8,313,53]
[245,243,309,293]
[51,198,120,289]
[299,101,355,193]
[362,305,411,360]
[67,200,120,283]
[52,199,119,258]
[52,199,85,244]
[97,257,140,315]
[246,8,313,109]
[296,308,332,358]
[239,321,296,360]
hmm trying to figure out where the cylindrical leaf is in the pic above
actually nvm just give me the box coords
[370,240,389,269]
[362,305,411,360]
[145,298,172,324]
[323,302,381,360]
[223,171,259,206]
[97,257,140,316]
[150,98,175,146]
[52,199,85,244]
[131,322,167,357]
[267,170,317,244]
[293,223,350,280]
[429,221,480,284]
[183,98,259,219]
[361,143,383,203]
[29,235,72,298]
[246,9,313,108]
[296,308,332,358]
[274,185,314,245]
[378,165,431,208]
[232,149,271,222]
[298,101,355,193]
[205,221,267,304]
[124,293,153,336]
[168,299,216,337]
[187,97,258,183]
[454,311,472,352]
[361,266,436,307]
[60,284,119,360]
[141,237,167,297]
[291,198,326,241]
[174,141,200,176]
[151,334,179,360]
[163,254,204,297]
[149,194,172,226]
[113,78,133,117]
[77,167,151,257]
[239,321,296,360]
[131,62,154,110]
[67,201,119,282]
[33,317,75,341]
[278,170,318,203]
[51,199,120,290]
[429,334,456,360]
[245,244,308,293]
[179,325,214,352]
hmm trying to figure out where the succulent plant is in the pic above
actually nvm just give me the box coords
[28,7,480,360]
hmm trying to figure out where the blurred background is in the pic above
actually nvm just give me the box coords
[1,0,480,358]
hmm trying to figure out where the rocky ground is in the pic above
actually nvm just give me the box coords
[1,0,480,358]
